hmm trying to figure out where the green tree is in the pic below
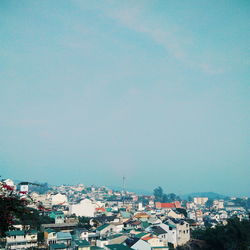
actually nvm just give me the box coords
[0,180,31,236]
[78,216,91,229]
[154,186,164,202]
[176,208,187,218]
[192,217,250,250]
[205,199,213,208]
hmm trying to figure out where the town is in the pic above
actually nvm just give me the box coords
[1,178,249,250]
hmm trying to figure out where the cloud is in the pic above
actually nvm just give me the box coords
[106,6,224,74]
[75,0,225,74]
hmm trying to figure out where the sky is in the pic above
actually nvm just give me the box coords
[0,0,249,196]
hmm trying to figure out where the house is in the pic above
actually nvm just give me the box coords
[125,237,151,250]
[96,238,109,248]
[74,239,91,250]
[213,200,224,209]
[123,219,141,230]
[56,232,72,247]
[167,209,184,219]
[49,243,67,250]
[155,202,181,209]
[44,228,57,245]
[70,199,97,217]
[142,235,164,247]
[164,223,178,247]
[149,226,168,244]
[133,232,150,239]
[120,211,132,221]
[187,211,196,221]
[48,211,65,224]
[90,215,118,227]
[193,197,208,206]
[51,193,68,206]
[105,244,132,250]
[96,207,106,214]
[5,230,37,249]
[96,224,115,237]
[107,234,128,245]
[134,212,150,221]
[166,219,190,246]
[2,179,15,190]
[77,228,89,241]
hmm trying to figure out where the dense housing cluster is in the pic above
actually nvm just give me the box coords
[0,178,249,250]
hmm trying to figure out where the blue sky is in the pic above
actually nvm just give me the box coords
[0,0,249,196]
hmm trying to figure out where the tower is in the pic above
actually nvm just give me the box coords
[122,176,126,194]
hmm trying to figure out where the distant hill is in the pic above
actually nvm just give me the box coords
[181,192,228,200]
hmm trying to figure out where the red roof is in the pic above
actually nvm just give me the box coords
[155,201,181,209]
[95,207,105,212]
[142,236,153,241]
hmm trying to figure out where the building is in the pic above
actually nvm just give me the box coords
[155,201,181,209]
[51,193,68,206]
[193,197,208,206]
[69,198,96,217]
[5,230,37,249]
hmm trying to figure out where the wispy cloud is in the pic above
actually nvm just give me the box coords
[106,5,223,74]
[75,0,224,74]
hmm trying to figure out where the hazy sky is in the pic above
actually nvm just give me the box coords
[0,0,249,196]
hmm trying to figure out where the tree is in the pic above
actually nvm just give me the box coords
[78,216,91,229]
[0,179,51,236]
[153,187,180,203]
[192,217,250,250]
[0,180,31,236]
[176,208,187,218]
[153,186,164,202]
[205,199,213,208]
[162,194,169,202]
[168,193,177,202]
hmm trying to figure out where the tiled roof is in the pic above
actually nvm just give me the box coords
[75,239,90,247]
[56,232,72,240]
[142,236,153,241]
[167,223,176,228]
[6,230,37,237]
[106,244,132,250]
[96,223,110,231]
[94,215,117,224]
[157,201,181,209]
[125,237,140,247]
[50,243,67,249]
[134,232,149,239]
[134,212,150,218]
[45,228,56,233]
[6,231,25,237]
[151,226,167,235]
[96,207,106,212]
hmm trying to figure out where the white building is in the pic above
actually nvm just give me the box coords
[193,197,208,206]
[163,219,190,247]
[69,198,96,217]
[5,230,37,249]
[213,200,224,209]
[3,179,15,189]
[50,193,68,206]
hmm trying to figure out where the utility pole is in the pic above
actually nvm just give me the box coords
[122,176,126,194]
[122,176,126,205]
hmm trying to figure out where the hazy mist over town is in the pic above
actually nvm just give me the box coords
[1,1,250,250]
[1,1,249,196]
